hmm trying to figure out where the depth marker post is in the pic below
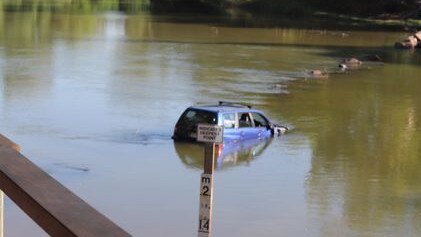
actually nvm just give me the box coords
[197,124,223,237]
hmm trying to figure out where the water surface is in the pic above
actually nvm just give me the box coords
[1,11,421,237]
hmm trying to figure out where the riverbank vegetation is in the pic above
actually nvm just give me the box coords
[2,0,421,29]
[238,0,419,17]
[150,0,421,18]
[2,0,420,16]
[1,0,150,13]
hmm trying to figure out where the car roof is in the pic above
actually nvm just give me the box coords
[188,104,264,114]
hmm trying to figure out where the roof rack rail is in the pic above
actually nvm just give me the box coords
[218,101,252,109]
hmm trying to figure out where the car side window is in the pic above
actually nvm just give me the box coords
[238,113,253,128]
[251,112,269,127]
[222,113,236,129]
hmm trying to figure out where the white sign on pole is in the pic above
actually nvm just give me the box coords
[197,124,223,144]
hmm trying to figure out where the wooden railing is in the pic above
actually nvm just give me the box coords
[0,133,131,237]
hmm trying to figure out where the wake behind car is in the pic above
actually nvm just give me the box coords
[172,101,288,143]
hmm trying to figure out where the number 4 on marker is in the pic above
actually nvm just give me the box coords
[199,218,210,232]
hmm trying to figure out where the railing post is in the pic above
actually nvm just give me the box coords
[0,134,20,237]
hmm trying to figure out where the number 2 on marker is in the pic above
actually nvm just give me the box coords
[201,185,209,196]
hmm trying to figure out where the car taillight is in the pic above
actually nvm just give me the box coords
[217,144,223,157]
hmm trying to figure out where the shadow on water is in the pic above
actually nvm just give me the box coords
[105,131,172,145]
[313,46,421,67]
[49,162,90,174]
[146,13,415,32]
[62,130,173,146]
[174,138,272,170]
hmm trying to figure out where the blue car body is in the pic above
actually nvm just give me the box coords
[172,102,280,144]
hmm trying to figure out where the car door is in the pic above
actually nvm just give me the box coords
[221,112,240,143]
[237,112,256,140]
[250,112,272,139]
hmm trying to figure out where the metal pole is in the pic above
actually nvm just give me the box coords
[198,143,216,237]
[203,143,215,175]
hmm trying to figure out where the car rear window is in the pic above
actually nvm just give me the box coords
[178,109,217,126]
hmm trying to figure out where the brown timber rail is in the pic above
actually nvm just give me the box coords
[0,133,131,237]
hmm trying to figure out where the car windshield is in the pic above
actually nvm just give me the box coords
[251,112,269,127]
[178,109,217,126]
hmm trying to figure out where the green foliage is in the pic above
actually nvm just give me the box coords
[234,0,419,16]
[1,0,150,12]
[150,0,223,13]
[237,0,314,16]
[147,0,421,17]
[119,0,150,12]
[308,0,417,16]
[1,0,420,17]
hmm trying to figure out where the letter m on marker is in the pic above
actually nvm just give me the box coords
[201,177,211,183]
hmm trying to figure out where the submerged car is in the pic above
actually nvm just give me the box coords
[172,101,287,143]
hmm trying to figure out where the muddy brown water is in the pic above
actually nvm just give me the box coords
[1,11,421,236]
